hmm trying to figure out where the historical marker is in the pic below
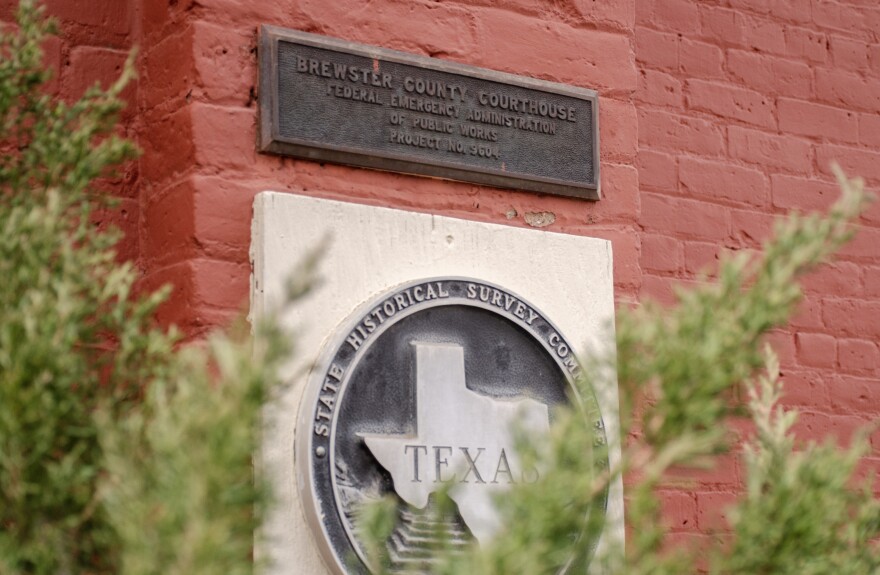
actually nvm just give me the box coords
[258,26,600,199]
[298,278,608,573]
[251,194,623,575]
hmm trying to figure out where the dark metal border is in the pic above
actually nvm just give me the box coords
[296,276,609,574]
[258,25,601,200]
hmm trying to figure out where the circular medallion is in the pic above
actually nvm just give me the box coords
[297,278,607,574]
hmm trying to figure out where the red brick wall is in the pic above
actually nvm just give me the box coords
[636,0,880,544]
[7,0,880,552]
[130,0,640,336]
[1,0,139,262]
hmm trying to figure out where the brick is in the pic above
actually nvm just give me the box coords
[190,258,249,310]
[790,295,823,331]
[658,490,698,532]
[680,38,724,80]
[142,0,194,45]
[838,225,880,260]
[854,457,880,490]
[590,163,641,223]
[862,198,880,227]
[600,98,638,162]
[829,375,880,414]
[867,267,880,297]
[817,144,880,183]
[815,68,880,112]
[475,8,636,92]
[636,69,683,108]
[63,47,135,121]
[92,198,139,264]
[871,44,880,75]
[796,332,837,369]
[142,179,197,267]
[43,0,131,47]
[728,127,812,175]
[137,258,248,334]
[769,0,812,23]
[778,98,858,143]
[91,158,139,200]
[638,275,672,305]
[838,340,880,374]
[683,241,719,276]
[730,208,775,247]
[728,414,757,445]
[686,80,775,129]
[840,0,880,8]
[143,175,258,267]
[137,261,197,330]
[766,330,797,368]
[696,491,737,532]
[811,0,870,36]
[450,0,558,18]
[636,27,679,71]
[823,298,880,339]
[652,0,700,34]
[858,113,880,148]
[584,228,641,292]
[730,0,810,23]
[190,103,256,171]
[742,16,787,55]
[191,21,255,107]
[0,0,14,20]
[862,8,880,35]
[830,35,869,72]
[785,27,828,63]
[139,106,195,185]
[726,0,765,17]
[871,428,880,456]
[637,149,677,192]
[792,412,866,447]
[699,5,745,46]
[771,175,839,212]
[640,274,703,306]
[666,453,741,488]
[726,50,813,99]
[765,57,815,100]
[641,234,681,273]
[679,156,768,207]
[802,261,863,298]
[41,35,62,96]
[572,0,636,31]
[663,533,714,563]
[295,0,477,61]
[777,370,827,409]
[143,24,194,111]
[635,0,653,26]
[638,109,725,156]
[640,193,730,241]
[286,159,477,214]
[44,0,130,34]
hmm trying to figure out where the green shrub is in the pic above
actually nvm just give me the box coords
[0,4,294,574]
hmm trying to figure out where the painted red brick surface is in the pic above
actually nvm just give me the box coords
[7,0,879,552]
[636,0,880,546]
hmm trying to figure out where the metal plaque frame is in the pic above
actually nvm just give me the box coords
[258,25,601,200]
[296,276,609,574]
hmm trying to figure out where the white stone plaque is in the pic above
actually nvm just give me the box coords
[250,193,623,575]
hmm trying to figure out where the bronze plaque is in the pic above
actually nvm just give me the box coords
[258,26,600,200]
[298,278,608,573]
